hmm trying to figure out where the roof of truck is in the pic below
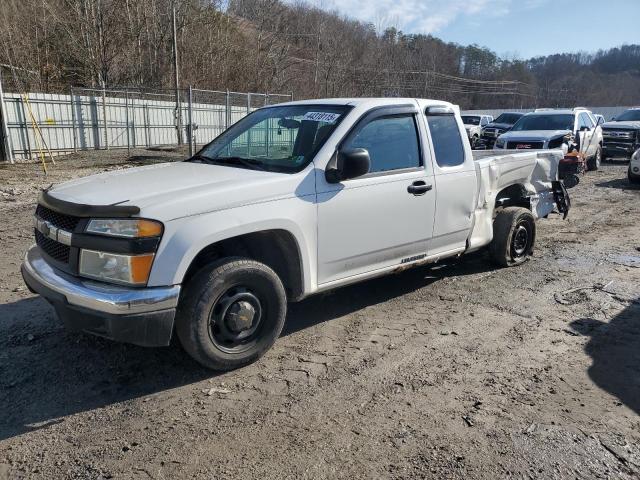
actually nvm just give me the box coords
[274,97,454,108]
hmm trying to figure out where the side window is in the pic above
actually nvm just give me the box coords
[345,115,421,173]
[579,113,591,130]
[584,113,595,128]
[426,114,465,167]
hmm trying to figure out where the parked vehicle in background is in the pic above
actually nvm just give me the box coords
[629,149,640,184]
[494,108,603,175]
[21,98,570,371]
[601,108,640,161]
[461,114,493,148]
[479,112,525,148]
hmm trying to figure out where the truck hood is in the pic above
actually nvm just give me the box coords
[602,121,640,130]
[499,130,570,141]
[47,161,308,221]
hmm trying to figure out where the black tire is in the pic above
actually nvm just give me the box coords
[489,207,536,267]
[471,135,479,149]
[629,167,640,184]
[587,146,602,171]
[176,257,287,371]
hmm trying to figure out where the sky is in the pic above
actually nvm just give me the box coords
[301,0,640,59]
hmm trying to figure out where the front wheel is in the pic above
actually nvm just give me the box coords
[489,207,536,267]
[587,146,602,171]
[176,258,287,371]
[629,167,640,184]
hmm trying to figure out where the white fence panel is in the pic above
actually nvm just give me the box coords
[1,89,292,160]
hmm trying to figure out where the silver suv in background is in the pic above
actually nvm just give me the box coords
[461,114,493,148]
[494,108,603,172]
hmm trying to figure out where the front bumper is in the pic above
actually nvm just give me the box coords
[21,245,180,347]
[603,143,638,159]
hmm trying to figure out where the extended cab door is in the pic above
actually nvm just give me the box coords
[316,105,436,285]
[421,104,478,256]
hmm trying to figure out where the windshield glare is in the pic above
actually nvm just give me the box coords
[616,110,640,122]
[511,114,574,132]
[461,116,481,125]
[192,105,350,173]
[494,113,522,124]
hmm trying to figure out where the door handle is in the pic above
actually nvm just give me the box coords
[407,181,433,196]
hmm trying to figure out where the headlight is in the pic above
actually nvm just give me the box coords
[86,218,162,238]
[79,249,155,286]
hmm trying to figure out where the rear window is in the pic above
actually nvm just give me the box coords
[426,115,466,167]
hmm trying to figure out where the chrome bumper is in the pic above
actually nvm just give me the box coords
[21,245,180,315]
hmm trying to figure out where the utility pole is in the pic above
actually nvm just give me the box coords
[172,1,183,145]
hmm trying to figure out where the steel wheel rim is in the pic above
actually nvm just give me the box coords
[208,286,264,354]
[512,223,530,258]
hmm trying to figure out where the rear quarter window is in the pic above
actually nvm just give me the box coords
[426,115,466,167]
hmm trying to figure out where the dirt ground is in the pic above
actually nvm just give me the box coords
[1,149,639,479]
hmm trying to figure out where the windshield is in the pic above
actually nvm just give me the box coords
[494,113,523,124]
[190,105,351,173]
[461,116,481,125]
[511,114,574,132]
[616,109,640,122]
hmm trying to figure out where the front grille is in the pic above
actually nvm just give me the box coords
[35,204,81,232]
[507,141,544,149]
[602,130,636,140]
[35,229,71,263]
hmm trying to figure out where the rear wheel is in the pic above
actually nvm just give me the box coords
[489,207,536,267]
[176,257,287,371]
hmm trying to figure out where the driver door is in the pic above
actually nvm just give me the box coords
[316,105,436,285]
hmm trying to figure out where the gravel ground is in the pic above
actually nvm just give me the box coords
[0,149,639,479]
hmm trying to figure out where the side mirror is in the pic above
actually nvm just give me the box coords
[579,126,590,132]
[325,148,371,183]
[611,117,616,121]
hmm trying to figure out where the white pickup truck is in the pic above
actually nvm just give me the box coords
[22,98,570,370]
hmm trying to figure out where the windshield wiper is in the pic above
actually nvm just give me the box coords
[187,153,216,164]
[188,154,269,171]
[213,156,268,171]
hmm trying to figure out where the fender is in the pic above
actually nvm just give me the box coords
[148,198,317,295]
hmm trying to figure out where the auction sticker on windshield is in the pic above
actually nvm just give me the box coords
[302,112,341,123]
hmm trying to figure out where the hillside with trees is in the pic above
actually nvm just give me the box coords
[1,0,639,109]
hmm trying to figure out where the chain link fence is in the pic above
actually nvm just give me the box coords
[0,86,293,162]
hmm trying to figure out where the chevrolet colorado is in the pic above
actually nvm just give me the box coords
[22,98,570,370]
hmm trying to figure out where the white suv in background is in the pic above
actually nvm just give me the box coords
[494,108,604,171]
[461,114,493,148]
